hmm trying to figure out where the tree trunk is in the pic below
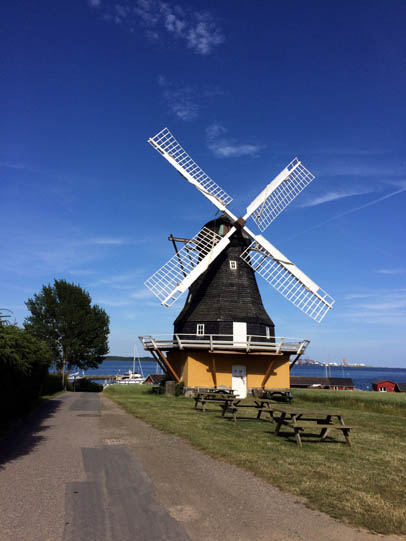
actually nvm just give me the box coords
[61,356,66,390]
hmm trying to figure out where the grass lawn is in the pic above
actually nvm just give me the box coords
[104,385,406,536]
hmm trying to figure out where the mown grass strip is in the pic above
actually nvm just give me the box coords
[104,385,406,535]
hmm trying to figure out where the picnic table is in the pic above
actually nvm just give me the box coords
[221,397,277,422]
[259,389,293,403]
[194,389,236,412]
[270,406,353,447]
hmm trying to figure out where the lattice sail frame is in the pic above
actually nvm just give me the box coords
[146,127,335,322]
[246,158,315,232]
[149,128,232,208]
[240,239,335,323]
[144,227,225,306]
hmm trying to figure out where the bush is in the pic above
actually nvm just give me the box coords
[0,324,53,427]
[74,379,103,392]
[175,381,185,396]
[41,373,64,395]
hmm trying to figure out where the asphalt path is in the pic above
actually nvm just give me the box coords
[0,392,402,540]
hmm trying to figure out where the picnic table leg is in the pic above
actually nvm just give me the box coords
[320,427,331,440]
[343,428,351,446]
[293,427,303,447]
[337,415,352,445]
[319,415,332,439]
[194,398,198,409]
[274,413,286,436]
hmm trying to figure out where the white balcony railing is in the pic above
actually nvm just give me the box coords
[139,334,309,355]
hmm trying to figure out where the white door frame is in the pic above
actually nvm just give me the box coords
[233,321,247,347]
[232,364,247,398]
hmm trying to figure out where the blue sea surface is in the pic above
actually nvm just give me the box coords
[85,360,406,390]
[84,359,162,381]
[291,365,406,391]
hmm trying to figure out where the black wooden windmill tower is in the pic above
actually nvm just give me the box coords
[140,128,334,397]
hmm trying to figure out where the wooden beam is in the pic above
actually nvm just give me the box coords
[152,347,181,383]
[150,350,166,374]
[210,356,217,387]
[290,352,303,369]
[169,234,187,278]
[261,358,276,388]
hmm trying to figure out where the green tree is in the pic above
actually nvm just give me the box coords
[24,279,110,386]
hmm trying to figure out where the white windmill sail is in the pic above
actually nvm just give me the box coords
[146,127,335,323]
[240,234,334,322]
[145,227,231,306]
[245,158,315,232]
[148,128,232,212]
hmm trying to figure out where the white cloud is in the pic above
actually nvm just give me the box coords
[96,299,131,307]
[376,268,406,275]
[89,0,224,55]
[185,12,225,55]
[157,76,198,121]
[318,164,406,178]
[206,123,265,158]
[287,187,406,241]
[90,271,144,288]
[206,123,226,140]
[86,237,128,246]
[300,188,374,208]
[344,293,377,300]
[67,269,98,276]
[343,289,406,326]
[214,144,265,158]
[130,289,153,299]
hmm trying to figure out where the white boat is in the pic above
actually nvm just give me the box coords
[114,371,145,385]
[67,370,86,382]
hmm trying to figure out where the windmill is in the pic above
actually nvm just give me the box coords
[140,128,334,397]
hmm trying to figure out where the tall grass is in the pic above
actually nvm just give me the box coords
[291,388,406,416]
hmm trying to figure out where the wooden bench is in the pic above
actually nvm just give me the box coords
[221,402,275,423]
[287,420,353,447]
[194,392,236,412]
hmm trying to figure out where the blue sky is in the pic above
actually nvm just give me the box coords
[1,0,405,366]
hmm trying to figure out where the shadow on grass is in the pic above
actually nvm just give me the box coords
[270,429,349,446]
[0,396,64,469]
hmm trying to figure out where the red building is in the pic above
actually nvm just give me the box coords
[371,380,396,392]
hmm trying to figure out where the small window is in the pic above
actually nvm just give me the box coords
[333,386,339,390]
[265,326,270,339]
[229,260,237,270]
[196,324,205,336]
[380,386,387,392]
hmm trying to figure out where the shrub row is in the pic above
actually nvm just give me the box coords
[0,324,53,427]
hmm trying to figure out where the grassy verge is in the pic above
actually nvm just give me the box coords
[104,385,406,536]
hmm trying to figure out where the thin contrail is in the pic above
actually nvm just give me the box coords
[286,187,406,241]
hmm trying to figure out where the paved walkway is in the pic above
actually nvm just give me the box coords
[0,392,402,540]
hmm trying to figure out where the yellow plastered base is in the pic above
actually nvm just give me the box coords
[166,350,290,389]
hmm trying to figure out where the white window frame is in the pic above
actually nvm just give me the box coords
[229,260,237,270]
[265,326,270,339]
[380,386,387,392]
[196,324,205,336]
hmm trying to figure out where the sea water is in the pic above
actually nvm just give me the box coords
[85,360,406,390]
